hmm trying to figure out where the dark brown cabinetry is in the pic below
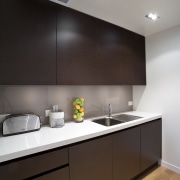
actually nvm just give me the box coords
[0,1,145,85]
[57,7,99,85]
[141,119,162,172]
[0,147,69,180]
[33,167,69,180]
[69,119,161,180]
[56,7,146,85]
[0,119,161,180]
[69,136,113,180]
[113,126,140,180]
[0,0,56,85]
[97,21,146,85]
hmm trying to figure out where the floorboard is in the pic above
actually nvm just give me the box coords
[141,166,180,180]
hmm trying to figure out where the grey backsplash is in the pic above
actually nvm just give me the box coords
[0,85,132,128]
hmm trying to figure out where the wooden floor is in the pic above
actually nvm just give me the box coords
[141,166,180,180]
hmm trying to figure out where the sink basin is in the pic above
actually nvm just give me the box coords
[92,118,124,127]
[112,114,142,122]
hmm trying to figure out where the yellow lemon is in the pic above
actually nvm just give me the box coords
[73,114,77,119]
[80,98,84,102]
[75,105,80,109]
[81,112,84,116]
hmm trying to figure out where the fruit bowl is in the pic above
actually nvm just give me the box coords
[73,97,84,122]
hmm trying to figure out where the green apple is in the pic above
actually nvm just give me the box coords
[75,98,81,104]
[74,108,78,114]
[77,113,82,118]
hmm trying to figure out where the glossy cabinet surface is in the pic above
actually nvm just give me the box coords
[0,0,56,85]
[0,119,161,180]
[56,7,146,85]
[57,7,99,85]
[69,119,161,180]
[97,20,146,85]
[0,147,68,180]
[69,136,113,180]
[113,126,140,180]
[33,167,69,180]
[141,119,162,172]
[0,1,145,85]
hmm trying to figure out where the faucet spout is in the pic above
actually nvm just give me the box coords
[108,104,112,118]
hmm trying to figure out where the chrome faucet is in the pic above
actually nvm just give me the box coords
[108,104,112,118]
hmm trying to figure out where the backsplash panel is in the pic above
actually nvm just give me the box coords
[0,85,132,127]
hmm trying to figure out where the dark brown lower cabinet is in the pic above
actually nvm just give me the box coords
[141,119,162,172]
[0,147,69,180]
[69,119,161,180]
[0,119,161,180]
[69,136,113,180]
[33,167,69,180]
[113,126,140,180]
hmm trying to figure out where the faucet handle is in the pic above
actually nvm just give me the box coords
[108,104,112,117]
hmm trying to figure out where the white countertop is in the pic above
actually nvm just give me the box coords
[0,111,161,163]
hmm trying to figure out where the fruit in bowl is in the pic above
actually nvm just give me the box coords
[73,97,84,122]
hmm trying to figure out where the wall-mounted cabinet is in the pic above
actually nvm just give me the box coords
[0,1,56,85]
[57,7,99,85]
[0,1,146,85]
[56,7,146,85]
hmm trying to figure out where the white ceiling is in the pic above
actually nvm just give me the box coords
[50,0,180,36]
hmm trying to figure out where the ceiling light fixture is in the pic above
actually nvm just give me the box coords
[145,13,160,21]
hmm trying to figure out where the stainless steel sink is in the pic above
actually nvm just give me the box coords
[112,114,142,122]
[92,118,125,127]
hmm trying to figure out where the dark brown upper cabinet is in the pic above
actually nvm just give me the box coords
[57,6,146,85]
[0,1,146,85]
[97,20,127,84]
[0,0,56,85]
[57,7,99,85]
[124,30,146,85]
[97,20,146,85]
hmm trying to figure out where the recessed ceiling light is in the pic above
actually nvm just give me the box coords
[145,13,160,21]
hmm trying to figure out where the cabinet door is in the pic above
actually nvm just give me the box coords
[124,30,146,85]
[0,147,68,180]
[57,7,98,85]
[33,167,69,180]
[97,20,146,85]
[0,1,56,85]
[113,126,140,180]
[69,136,112,180]
[141,119,162,172]
[97,20,126,85]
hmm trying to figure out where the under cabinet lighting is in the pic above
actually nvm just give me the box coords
[145,13,160,21]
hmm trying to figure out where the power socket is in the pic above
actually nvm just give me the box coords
[128,101,133,106]
[45,110,50,117]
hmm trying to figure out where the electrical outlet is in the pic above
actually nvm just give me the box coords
[45,110,50,117]
[128,101,133,106]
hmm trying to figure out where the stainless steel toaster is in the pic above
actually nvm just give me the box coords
[2,114,41,136]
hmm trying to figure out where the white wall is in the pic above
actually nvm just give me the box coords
[133,25,180,174]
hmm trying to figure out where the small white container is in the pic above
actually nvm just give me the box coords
[49,111,64,128]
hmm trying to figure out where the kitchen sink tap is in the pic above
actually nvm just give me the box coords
[108,104,112,118]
